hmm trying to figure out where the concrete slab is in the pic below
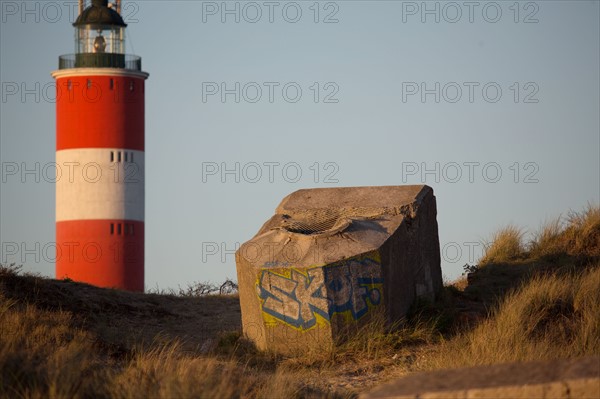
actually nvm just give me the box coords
[360,356,600,399]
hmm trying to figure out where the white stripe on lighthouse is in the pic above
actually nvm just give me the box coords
[56,148,144,222]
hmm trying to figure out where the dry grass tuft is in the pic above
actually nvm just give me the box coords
[479,225,525,265]
[563,204,600,256]
[449,275,468,292]
[529,217,565,258]
[528,204,600,259]
[480,204,599,265]
[332,311,438,360]
[112,343,299,399]
[422,265,600,370]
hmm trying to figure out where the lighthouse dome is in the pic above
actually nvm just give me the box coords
[74,0,126,27]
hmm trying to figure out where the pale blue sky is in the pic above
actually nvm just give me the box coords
[1,0,599,290]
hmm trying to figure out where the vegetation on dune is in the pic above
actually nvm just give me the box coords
[0,204,598,398]
[0,285,300,399]
[528,204,600,259]
[479,203,600,266]
[479,225,526,265]
[424,266,600,370]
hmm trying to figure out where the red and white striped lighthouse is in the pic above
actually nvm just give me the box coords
[52,0,148,291]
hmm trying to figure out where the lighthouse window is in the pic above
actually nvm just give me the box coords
[117,224,122,235]
[130,152,134,163]
[110,79,114,90]
[124,152,128,162]
[87,79,92,89]
[129,81,134,92]
[110,151,114,162]
[117,152,121,162]
[67,80,72,91]
[110,223,114,235]
[121,224,134,236]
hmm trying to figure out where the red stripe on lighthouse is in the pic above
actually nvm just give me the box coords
[55,74,145,151]
[56,220,144,291]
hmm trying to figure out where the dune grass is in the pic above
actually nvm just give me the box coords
[0,285,300,399]
[429,205,600,370]
[528,217,565,258]
[287,308,441,368]
[422,265,600,370]
[111,343,299,399]
[0,298,302,399]
[528,205,599,259]
[479,225,526,265]
[479,204,599,265]
[0,295,101,398]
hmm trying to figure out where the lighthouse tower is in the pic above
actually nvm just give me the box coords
[52,0,148,291]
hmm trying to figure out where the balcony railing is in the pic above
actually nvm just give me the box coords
[59,54,142,71]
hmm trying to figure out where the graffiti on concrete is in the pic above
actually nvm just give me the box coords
[257,268,329,330]
[325,256,382,320]
[256,253,383,330]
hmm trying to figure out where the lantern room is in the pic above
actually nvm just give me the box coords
[75,25,125,55]
[71,0,128,68]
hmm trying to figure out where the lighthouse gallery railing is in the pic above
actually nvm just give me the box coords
[59,54,142,71]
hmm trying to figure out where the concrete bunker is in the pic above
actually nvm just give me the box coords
[235,185,443,354]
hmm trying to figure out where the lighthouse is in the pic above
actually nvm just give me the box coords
[52,0,148,291]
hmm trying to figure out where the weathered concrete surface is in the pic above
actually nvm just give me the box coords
[235,185,442,354]
[360,356,600,399]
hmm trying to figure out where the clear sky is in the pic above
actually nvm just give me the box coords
[1,0,599,290]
